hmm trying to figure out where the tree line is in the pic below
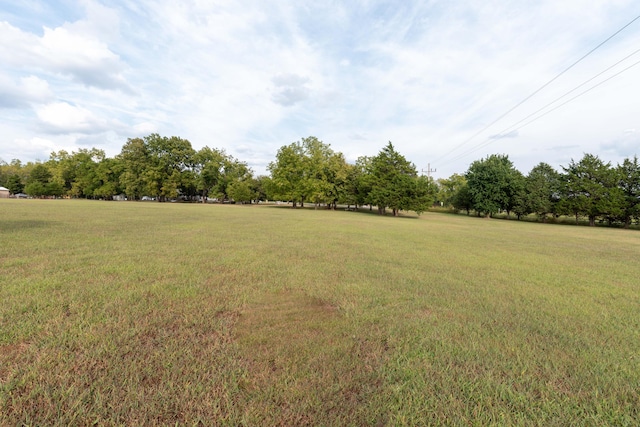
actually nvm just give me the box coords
[0,134,435,216]
[437,153,640,228]
[1,134,638,226]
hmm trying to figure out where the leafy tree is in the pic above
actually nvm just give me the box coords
[251,175,270,202]
[48,150,75,195]
[0,159,27,194]
[117,134,196,201]
[436,173,467,208]
[451,182,473,215]
[339,162,361,209]
[367,142,428,216]
[508,170,528,219]
[525,162,561,222]
[24,181,46,197]
[302,137,349,209]
[118,137,150,200]
[218,155,252,202]
[465,154,521,217]
[144,134,196,201]
[353,156,375,210]
[558,154,623,226]
[267,141,306,207]
[227,180,254,204]
[49,149,106,198]
[5,174,24,194]
[24,163,63,197]
[268,137,348,209]
[617,155,640,228]
[194,147,226,201]
[0,158,6,187]
[408,175,438,215]
[93,157,123,199]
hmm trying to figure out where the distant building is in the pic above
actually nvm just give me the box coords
[0,186,9,198]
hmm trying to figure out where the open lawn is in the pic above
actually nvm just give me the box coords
[1,199,639,425]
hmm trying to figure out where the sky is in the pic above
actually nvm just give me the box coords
[1,0,639,178]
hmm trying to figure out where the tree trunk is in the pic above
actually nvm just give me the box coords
[589,216,596,227]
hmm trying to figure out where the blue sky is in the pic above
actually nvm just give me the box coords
[1,0,639,178]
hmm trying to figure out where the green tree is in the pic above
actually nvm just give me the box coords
[268,137,347,209]
[503,169,527,219]
[451,182,473,215]
[353,156,375,210]
[218,155,252,202]
[5,174,24,194]
[367,142,427,216]
[24,163,62,197]
[524,163,561,222]
[227,180,254,204]
[301,137,349,209]
[194,147,226,202]
[465,154,521,217]
[558,154,623,226]
[437,174,467,208]
[339,162,361,209]
[49,148,105,198]
[0,159,27,194]
[267,140,307,207]
[93,157,123,199]
[617,155,640,228]
[0,158,7,188]
[118,137,150,200]
[251,176,270,202]
[408,175,438,215]
[145,134,196,201]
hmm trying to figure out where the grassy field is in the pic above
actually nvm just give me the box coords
[1,199,639,426]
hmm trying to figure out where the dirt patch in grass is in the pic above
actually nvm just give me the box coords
[235,289,389,425]
[0,342,31,383]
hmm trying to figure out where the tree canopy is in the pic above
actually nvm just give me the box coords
[1,134,638,227]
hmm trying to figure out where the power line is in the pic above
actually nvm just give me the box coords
[433,13,640,165]
[441,57,640,166]
[483,47,640,141]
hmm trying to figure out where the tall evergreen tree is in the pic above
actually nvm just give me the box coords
[617,155,640,228]
[558,154,623,226]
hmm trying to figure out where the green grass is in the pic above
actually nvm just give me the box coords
[1,199,639,425]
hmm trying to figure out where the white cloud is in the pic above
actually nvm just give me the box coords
[271,74,311,106]
[36,102,109,134]
[0,19,131,93]
[0,74,53,108]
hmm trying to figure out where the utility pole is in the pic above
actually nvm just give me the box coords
[421,163,437,179]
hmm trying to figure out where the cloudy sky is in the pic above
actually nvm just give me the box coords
[1,1,639,178]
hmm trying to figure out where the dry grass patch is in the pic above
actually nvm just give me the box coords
[235,289,389,425]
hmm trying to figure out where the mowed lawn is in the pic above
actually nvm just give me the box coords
[1,199,639,426]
